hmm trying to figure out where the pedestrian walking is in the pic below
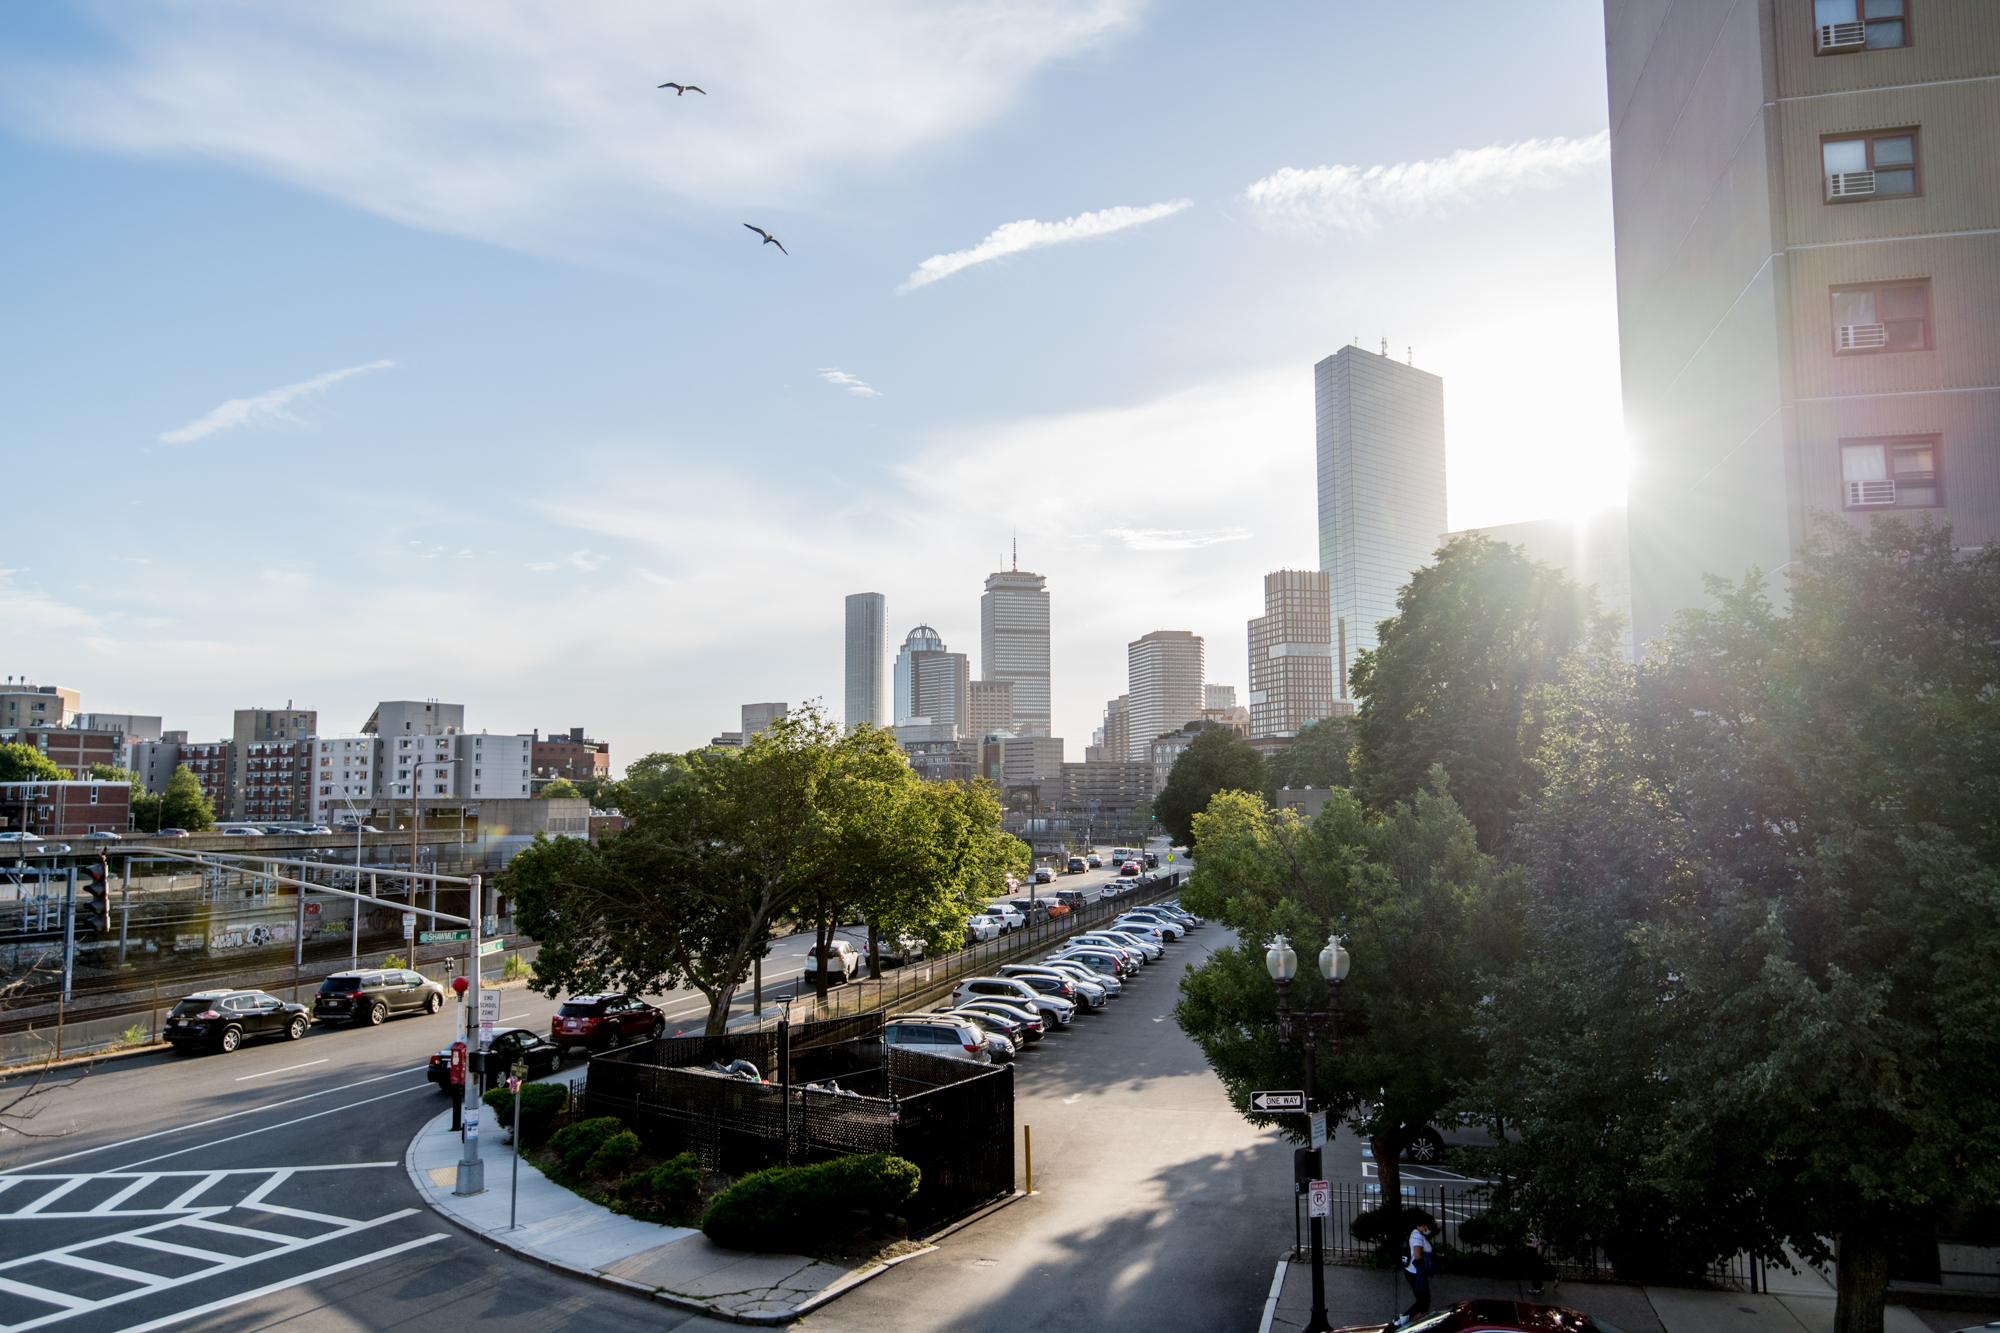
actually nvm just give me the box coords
[1526,1234,1558,1299]
[1396,1218,1436,1326]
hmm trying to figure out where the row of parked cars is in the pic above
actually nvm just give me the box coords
[880,898,1204,1063]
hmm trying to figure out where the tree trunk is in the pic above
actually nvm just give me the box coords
[703,983,735,1036]
[814,915,831,1004]
[1372,1130,1407,1260]
[868,921,882,980]
[1834,1226,1890,1333]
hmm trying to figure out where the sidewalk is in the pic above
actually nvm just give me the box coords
[403,1105,933,1324]
[1260,1252,1979,1332]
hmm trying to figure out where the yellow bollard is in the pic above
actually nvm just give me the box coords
[1025,1125,1033,1194]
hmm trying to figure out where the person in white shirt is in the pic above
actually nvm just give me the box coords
[1397,1219,1435,1326]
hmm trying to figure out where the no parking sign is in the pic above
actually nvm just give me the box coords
[1308,1180,1330,1218]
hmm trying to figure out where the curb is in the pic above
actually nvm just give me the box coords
[1259,1256,1289,1333]
[0,1039,171,1075]
[401,1110,1011,1325]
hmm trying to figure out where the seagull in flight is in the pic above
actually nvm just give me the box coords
[744,224,788,255]
[658,82,705,95]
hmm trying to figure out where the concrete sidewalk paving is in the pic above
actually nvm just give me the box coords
[1262,1252,1975,1333]
[403,1104,931,1324]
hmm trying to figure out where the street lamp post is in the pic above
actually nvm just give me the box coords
[1268,931,1351,1333]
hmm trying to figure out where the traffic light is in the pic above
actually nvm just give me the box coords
[78,864,109,934]
[1294,1146,1322,1195]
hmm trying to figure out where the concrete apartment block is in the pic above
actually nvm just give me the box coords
[1315,346,1448,680]
[742,702,788,740]
[1606,0,1999,646]
[969,680,1015,741]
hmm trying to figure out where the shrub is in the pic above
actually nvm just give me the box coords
[1351,1204,1439,1247]
[382,953,407,969]
[548,1116,624,1173]
[621,1152,705,1221]
[586,1129,642,1178]
[503,952,530,981]
[1456,1209,1528,1253]
[702,1152,920,1253]
[481,1082,570,1146]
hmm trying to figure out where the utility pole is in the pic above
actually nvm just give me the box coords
[455,873,486,1196]
[61,867,77,1001]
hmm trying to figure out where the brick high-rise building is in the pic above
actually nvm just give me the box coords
[1248,568,1345,735]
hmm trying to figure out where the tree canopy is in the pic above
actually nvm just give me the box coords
[0,744,69,783]
[1349,534,1616,853]
[1264,716,1354,794]
[536,777,582,800]
[1151,724,1268,850]
[159,765,214,831]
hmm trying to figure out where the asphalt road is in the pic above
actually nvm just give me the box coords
[0,839,1212,1333]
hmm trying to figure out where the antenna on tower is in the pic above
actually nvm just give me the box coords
[1408,346,1413,365]
[1012,529,1017,572]
[1380,336,1388,357]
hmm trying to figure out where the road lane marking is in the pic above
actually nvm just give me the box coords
[234,1059,329,1082]
[106,1233,448,1333]
[0,1065,429,1175]
[114,1084,429,1172]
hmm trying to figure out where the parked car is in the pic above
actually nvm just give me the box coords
[1066,856,1087,874]
[1100,928,1167,959]
[981,904,1026,933]
[1110,918,1170,945]
[949,997,1046,1041]
[82,831,122,840]
[965,914,1002,944]
[942,1005,1031,1049]
[875,934,928,967]
[313,969,446,1025]
[1050,950,1131,985]
[549,993,667,1052]
[1037,958,1122,996]
[804,940,863,984]
[1007,898,1053,925]
[939,1010,1018,1061]
[220,827,262,837]
[1331,1300,1634,1333]
[952,976,1074,1027]
[427,1025,564,1091]
[880,1014,992,1063]
[1115,912,1183,941]
[0,832,42,843]
[151,828,191,838]
[1032,867,1055,885]
[1000,964,1107,1009]
[1054,942,1139,973]
[1075,930,1162,961]
[166,989,311,1053]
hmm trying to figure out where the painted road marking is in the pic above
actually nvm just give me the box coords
[234,1060,329,1082]
[107,1233,448,1333]
[0,1066,428,1176]
[114,1085,427,1172]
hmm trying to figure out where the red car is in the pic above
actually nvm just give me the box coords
[549,993,667,1053]
[1335,1301,1631,1333]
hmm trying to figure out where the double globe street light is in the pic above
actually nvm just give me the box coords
[1267,931,1351,1333]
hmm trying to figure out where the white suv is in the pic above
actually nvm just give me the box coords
[881,1015,992,1063]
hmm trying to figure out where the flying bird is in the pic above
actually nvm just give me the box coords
[658,82,705,95]
[744,224,788,255]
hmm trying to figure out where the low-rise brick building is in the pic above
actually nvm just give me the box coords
[0,780,132,837]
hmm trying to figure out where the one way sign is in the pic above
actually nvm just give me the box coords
[1250,1089,1306,1113]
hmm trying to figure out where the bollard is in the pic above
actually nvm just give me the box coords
[1025,1124,1033,1194]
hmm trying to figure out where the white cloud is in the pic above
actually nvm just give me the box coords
[1244,132,1608,235]
[7,2,1145,253]
[898,199,1192,292]
[1106,528,1252,551]
[819,369,881,398]
[159,360,394,444]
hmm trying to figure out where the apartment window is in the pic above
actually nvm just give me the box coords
[1823,131,1918,201]
[1831,280,1930,352]
[1814,0,1907,52]
[1842,435,1941,509]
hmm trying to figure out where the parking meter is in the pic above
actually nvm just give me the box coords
[1294,1146,1322,1196]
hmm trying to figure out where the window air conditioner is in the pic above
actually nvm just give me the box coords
[1836,323,1888,350]
[1817,21,1866,51]
[1847,479,1897,506]
[1826,171,1876,199]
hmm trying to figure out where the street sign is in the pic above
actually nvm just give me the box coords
[402,912,416,940]
[464,1107,479,1141]
[477,990,499,1046]
[478,939,504,956]
[1310,1112,1328,1148]
[1251,1090,1307,1113]
[1308,1180,1330,1218]
[420,929,470,944]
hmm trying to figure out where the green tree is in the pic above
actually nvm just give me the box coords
[1264,716,1355,794]
[158,765,216,831]
[1175,774,1523,1226]
[536,777,582,800]
[1350,534,1616,854]
[1151,725,1269,850]
[0,744,68,782]
[1483,518,2000,1332]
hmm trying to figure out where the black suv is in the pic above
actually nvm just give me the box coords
[166,990,310,1053]
[313,968,446,1026]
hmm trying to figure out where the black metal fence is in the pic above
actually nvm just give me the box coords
[587,1026,1015,1230]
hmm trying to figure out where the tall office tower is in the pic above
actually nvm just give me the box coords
[893,625,945,725]
[1248,568,1340,735]
[1316,345,1447,689]
[1606,0,1997,647]
[980,565,1051,737]
[742,702,788,740]
[908,647,971,736]
[1099,694,1130,762]
[844,593,887,730]
[969,679,1015,739]
[1203,685,1237,712]
[1126,631,1205,761]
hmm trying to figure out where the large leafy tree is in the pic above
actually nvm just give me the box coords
[1349,534,1616,854]
[0,744,68,782]
[1483,518,2000,1332]
[1151,725,1269,850]
[1264,716,1354,794]
[159,765,215,831]
[1175,775,1523,1227]
[505,705,1012,1032]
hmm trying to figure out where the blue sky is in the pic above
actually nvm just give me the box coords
[0,1,1624,762]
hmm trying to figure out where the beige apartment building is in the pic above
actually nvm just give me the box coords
[1608,0,1998,646]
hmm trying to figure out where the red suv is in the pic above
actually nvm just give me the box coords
[549,993,667,1053]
